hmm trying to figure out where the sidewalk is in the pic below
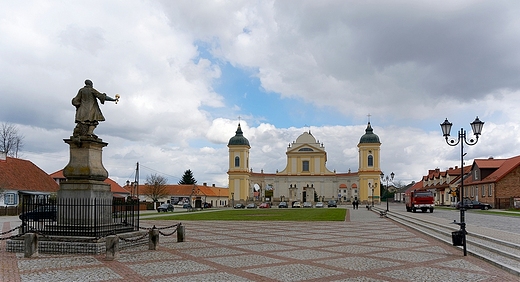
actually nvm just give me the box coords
[2,209,518,281]
[384,207,520,246]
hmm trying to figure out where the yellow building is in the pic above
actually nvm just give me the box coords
[227,122,382,205]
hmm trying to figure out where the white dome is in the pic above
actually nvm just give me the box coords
[295,132,316,144]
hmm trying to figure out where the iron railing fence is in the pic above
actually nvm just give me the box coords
[20,197,139,237]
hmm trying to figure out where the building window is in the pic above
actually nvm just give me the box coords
[343,190,346,193]
[4,193,17,205]
[470,186,474,197]
[302,160,309,172]
[488,185,492,196]
[234,156,240,167]
[482,185,485,197]
[368,155,373,167]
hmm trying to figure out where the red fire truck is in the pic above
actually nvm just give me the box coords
[405,190,435,213]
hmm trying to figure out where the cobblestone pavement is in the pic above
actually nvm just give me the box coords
[1,208,519,282]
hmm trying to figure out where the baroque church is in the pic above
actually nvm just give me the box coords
[227,122,383,205]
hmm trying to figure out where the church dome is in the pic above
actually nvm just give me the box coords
[228,123,250,146]
[295,131,316,144]
[359,122,380,143]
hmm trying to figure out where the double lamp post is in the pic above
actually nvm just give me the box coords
[440,116,484,256]
[380,171,395,212]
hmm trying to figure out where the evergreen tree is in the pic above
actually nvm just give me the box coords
[178,169,197,184]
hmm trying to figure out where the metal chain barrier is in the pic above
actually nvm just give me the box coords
[118,232,148,242]
[0,233,25,241]
[158,227,179,237]
[138,223,181,231]
[0,224,25,240]
[26,229,104,243]
[2,222,182,242]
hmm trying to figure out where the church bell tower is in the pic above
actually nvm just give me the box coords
[357,122,382,205]
[227,123,250,203]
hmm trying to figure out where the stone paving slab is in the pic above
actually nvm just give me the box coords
[1,209,519,281]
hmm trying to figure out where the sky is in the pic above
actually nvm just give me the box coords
[1,1,520,187]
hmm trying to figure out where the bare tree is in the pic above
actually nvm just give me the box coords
[1,123,24,157]
[144,173,168,202]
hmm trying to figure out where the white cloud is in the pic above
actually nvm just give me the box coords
[2,1,520,188]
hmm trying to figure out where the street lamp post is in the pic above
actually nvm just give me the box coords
[440,116,484,256]
[380,172,395,212]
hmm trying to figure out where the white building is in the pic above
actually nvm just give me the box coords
[227,123,383,205]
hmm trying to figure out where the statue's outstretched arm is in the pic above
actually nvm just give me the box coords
[104,93,120,104]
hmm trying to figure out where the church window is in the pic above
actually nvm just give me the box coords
[368,155,373,167]
[302,160,309,171]
[235,156,240,167]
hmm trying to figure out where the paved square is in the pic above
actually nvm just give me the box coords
[1,209,518,281]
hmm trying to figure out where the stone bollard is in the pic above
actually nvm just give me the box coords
[105,235,119,260]
[24,233,38,258]
[177,224,185,242]
[148,227,159,250]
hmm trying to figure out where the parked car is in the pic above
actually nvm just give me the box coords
[182,203,193,209]
[303,202,313,208]
[156,203,174,212]
[456,200,492,210]
[328,200,337,207]
[278,202,288,208]
[292,201,301,208]
[315,202,324,208]
[19,205,57,221]
[259,202,271,208]
[246,203,257,209]
[234,203,245,209]
[203,202,212,208]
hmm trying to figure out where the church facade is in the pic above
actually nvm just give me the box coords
[227,123,382,205]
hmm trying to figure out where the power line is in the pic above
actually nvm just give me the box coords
[139,164,181,182]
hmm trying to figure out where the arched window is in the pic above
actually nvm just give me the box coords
[368,155,373,167]
[235,156,240,167]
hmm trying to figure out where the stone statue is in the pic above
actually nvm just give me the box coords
[72,79,119,138]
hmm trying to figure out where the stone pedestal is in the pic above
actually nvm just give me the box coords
[56,137,113,229]
[62,137,109,181]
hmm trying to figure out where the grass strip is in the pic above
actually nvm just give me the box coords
[143,208,347,221]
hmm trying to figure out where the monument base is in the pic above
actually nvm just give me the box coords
[6,230,147,254]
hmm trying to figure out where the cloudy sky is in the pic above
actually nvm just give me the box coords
[2,1,520,187]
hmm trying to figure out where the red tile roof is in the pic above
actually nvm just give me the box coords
[0,157,59,192]
[135,184,228,198]
[474,158,506,169]
[405,180,423,193]
[471,155,520,184]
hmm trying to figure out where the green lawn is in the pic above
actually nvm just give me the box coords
[143,208,347,221]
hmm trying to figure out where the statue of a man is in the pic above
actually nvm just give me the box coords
[72,79,118,138]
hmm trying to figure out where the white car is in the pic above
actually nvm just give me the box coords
[303,202,313,208]
[292,202,301,208]
[315,202,324,208]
